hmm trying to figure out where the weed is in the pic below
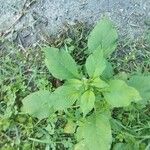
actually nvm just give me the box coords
[20,18,150,150]
[1,19,150,150]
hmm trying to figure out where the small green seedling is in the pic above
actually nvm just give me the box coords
[22,18,150,150]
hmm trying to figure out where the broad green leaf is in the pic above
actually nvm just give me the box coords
[101,61,114,80]
[51,85,80,110]
[91,77,109,89]
[76,113,112,150]
[88,18,118,57]
[22,91,53,119]
[85,48,106,78]
[44,47,80,80]
[74,141,88,150]
[104,80,141,107]
[65,79,83,90]
[114,72,128,81]
[64,120,76,134]
[80,90,95,117]
[128,75,150,101]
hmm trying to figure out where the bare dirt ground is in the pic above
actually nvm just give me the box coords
[0,0,150,47]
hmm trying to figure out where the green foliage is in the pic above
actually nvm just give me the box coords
[50,85,80,110]
[22,91,53,119]
[19,18,150,149]
[101,61,114,79]
[44,47,80,80]
[80,90,95,117]
[76,113,112,150]
[104,80,141,107]
[64,120,76,134]
[91,77,109,89]
[85,48,106,78]
[88,18,118,57]
[128,75,150,102]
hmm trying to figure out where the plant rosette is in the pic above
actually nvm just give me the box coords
[22,18,150,150]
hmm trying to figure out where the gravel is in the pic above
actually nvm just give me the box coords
[0,0,150,46]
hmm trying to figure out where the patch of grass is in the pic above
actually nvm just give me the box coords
[0,24,150,149]
[0,40,72,149]
[110,32,150,150]
[111,36,150,74]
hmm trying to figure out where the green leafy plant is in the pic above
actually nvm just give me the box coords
[22,18,150,150]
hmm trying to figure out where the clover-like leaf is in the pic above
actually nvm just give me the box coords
[22,91,53,119]
[80,90,95,117]
[85,48,106,78]
[44,47,80,80]
[104,80,141,107]
[88,18,118,57]
[76,113,112,150]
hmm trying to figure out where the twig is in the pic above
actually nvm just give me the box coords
[1,0,37,37]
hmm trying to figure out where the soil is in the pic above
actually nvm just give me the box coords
[0,0,150,47]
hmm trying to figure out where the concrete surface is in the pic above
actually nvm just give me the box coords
[0,0,150,46]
